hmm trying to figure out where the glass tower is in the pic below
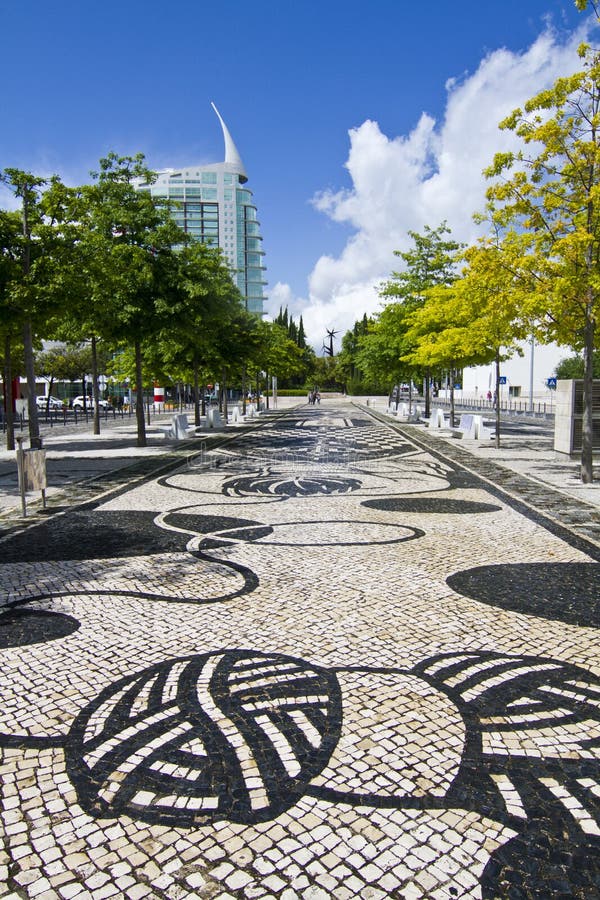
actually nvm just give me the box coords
[136,103,266,315]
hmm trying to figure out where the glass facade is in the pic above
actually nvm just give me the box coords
[134,108,267,315]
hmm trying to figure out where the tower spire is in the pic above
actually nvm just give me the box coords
[211,102,247,182]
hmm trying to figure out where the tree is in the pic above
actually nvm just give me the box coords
[155,240,250,423]
[35,343,95,407]
[484,44,600,481]
[337,316,369,394]
[1,170,50,449]
[381,222,463,306]
[372,223,463,413]
[1,170,98,443]
[0,209,24,449]
[406,237,529,441]
[353,307,416,397]
[555,350,600,378]
[78,153,185,446]
[576,0,600,15]
[272,307,315,388]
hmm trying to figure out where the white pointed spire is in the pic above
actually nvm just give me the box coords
[211,102,247,182]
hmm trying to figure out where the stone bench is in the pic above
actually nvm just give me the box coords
[449,413,476,439]
[450,414,495,440]
[206,408,224,429]
[419,408,448,428]
[158,413,203,440]
[474,415,495,440]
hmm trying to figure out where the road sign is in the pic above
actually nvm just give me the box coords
[499,376,507,385]
[547,377,557,388]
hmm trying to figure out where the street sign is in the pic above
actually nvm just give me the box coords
[499,376,507,385]
[547,377,557,388]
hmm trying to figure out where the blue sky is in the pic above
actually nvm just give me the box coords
[0,0,595,349]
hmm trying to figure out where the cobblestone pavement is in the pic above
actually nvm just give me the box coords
[1,400,600,899]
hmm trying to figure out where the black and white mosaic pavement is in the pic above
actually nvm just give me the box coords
[1,401,600,899]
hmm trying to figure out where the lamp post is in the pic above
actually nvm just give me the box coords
[529,334,535,413]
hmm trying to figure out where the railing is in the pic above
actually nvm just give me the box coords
[0,401,200,435]
[430,396,555,418]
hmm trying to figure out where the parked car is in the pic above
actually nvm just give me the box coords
[72,395,112,410]
[36,395,64,410]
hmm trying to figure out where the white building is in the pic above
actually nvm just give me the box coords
[460,339,570,404]
[135,103,267,315]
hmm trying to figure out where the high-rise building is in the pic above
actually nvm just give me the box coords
[136,103,266,315]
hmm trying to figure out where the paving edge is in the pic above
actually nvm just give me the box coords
[359,403,600,555]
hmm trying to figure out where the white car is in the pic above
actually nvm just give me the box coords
[72,395,112,410]
[36,395,64,410]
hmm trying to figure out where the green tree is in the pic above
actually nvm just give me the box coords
[406,237,529,439]
[153,239,244,423]
[80,153,185,446]
[245,319,305,407]
[0,208,24,449]
[374,222,461,415]
[353,307,416,397]
[555,351,600,378]
[484,44,600,480]
[34,343,99,408]
[272,307,315,387]
[1,170,58,448]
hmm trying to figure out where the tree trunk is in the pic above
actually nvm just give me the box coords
[449,369,455,427]
[242,366,247,415]
[222,369,228,420]
[134,339,146,447]
[91,335,100,435]
[424,368,431,420]
[581,300,595,483]
[23,318,41,449]
[265,369,269,411]
[494,350,501,450]
[3,334,15,451]
[193,353,201,426]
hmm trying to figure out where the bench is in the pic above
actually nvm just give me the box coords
[202,408,224,430]
[449,414,495,440]
[449,413,476,439]
[474,415,495,440]
[158,413,203,440]
[420,408,448,428]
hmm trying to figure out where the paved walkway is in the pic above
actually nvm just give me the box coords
[1,399,600,899]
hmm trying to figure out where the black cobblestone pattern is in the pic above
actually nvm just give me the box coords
[448,562,600,627]
[381,412,600,558]
[3,403,600,899]
[0,609,80,647]
[362,497,503,515]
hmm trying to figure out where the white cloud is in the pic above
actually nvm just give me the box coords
[295,23,589,351]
